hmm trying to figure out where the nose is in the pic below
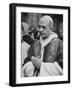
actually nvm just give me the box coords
[39,27,43,32]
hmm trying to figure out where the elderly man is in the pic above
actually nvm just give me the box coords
[22,15,63,77]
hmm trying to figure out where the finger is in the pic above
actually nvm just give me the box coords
[32,59,37,65]
[32,60,40,68]
[31,59,37,65]
[31,59,38,67]
[31,58,41,67]
[32,58,40,65]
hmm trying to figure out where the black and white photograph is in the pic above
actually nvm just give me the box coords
[21,13,63,77]
[9,3,70,86]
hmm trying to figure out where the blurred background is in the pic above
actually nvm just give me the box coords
[21,12,63,41]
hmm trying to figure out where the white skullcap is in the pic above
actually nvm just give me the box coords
[39,15,54,30]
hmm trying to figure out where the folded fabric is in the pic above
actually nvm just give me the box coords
[22,61,63,77]
[22,61,35,77]
[39,62,63,76]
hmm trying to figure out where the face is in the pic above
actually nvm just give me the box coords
[38,19,51,39]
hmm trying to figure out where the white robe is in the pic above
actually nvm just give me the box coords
[21,41,30,65]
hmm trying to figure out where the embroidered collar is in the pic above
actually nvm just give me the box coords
[40,32,58,48]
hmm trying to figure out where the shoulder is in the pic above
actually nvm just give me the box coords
[51,37,62,43]
[45,37,63,50]
[49,37,62,46]
[46,38,59,47]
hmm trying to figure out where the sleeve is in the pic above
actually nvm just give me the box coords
[28,40,41,57]
[23,35,34,45]
[22,57,31,67]
[22,61,35,77]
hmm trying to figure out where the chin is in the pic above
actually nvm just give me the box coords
[41,34,47,39]
[42,36,47,39]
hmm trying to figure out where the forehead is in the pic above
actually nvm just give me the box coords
[39,20,49,27]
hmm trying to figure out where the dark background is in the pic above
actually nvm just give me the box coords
[21,12,63,40]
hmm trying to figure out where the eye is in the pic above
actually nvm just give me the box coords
[42,26,47,30]
[38,25,41,29]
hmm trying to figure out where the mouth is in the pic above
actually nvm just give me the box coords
[41,33,46,37]
[40,32,45,35]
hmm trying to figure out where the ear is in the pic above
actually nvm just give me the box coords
[49,21,53,31]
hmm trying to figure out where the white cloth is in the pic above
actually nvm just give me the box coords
[39,62,63,76]
[21,41,30,65]
[22,61,63,77]
[22,61,35,77]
